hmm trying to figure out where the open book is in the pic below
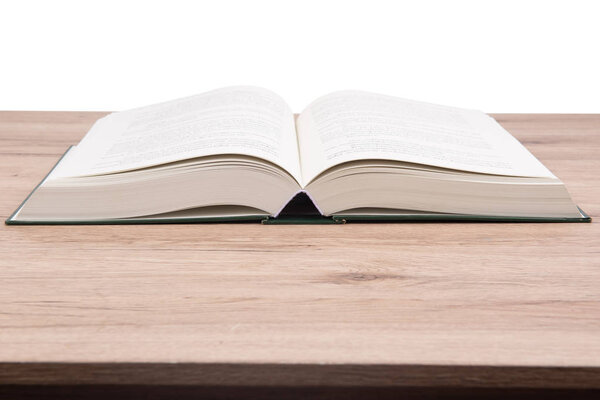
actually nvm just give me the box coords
[7,86,589,224]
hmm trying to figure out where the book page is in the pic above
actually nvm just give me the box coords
[296,91,555,185]
[53,86,302,183]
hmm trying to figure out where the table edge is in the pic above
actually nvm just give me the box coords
[1,362,599,389]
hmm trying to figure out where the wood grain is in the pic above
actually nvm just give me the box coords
[0,112,599,392]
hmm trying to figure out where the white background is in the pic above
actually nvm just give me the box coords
[1,0,598,112]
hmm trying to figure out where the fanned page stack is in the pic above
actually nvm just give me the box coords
[7,86,589,224]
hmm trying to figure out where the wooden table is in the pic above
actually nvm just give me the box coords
[1,112,599,399]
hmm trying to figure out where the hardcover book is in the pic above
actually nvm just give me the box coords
[6,86,590,224]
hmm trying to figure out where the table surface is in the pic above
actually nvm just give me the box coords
[1,112,599,395]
